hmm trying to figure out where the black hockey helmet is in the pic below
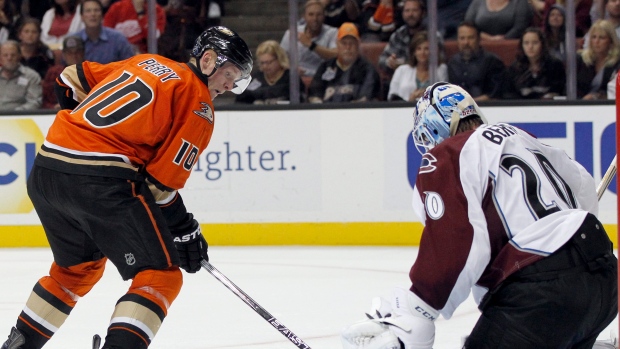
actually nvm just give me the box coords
[191,26,253,94]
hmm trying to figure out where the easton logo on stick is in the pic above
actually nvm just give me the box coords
[268,318,311,349]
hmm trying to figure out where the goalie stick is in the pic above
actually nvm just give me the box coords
[597,155,617,200]
[200,260,312,349]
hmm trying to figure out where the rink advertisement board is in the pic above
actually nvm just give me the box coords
[0,104,617,246]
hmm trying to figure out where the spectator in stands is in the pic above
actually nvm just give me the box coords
[0,0,21,43]
[41,0,84,49]
[103,0,166,54]
[543,4,567,62]
[159,0,223,61]
[41,35,83,109]
[605,0,620,34]
[465,0,533,40]
[378,0,425,76]
[362,0,471,41]
[235,40,306,104]
[0,40,41,110]
[75,0,134,64]
[447,21,505,100]
[321,0,360,29]
[591,0,604,22]
[584,0,620,48]
[308,22,380,102]
[435,0,472,39]
[577,19,620,98]
[24,0,51,23]
[504,27,566,99]
[530,0,546,26]
[360,0,398,42]
[280,0,338,78]
[17,17,54,79]
[541,0,592,37]
[388,31,448,101]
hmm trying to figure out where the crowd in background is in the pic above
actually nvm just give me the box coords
[237,0,620,105]
[1,0,620,110]
[0,0,224,110]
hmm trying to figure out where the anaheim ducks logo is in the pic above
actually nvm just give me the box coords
[193,102,214,123]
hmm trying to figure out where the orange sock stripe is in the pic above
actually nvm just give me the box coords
[55,77,70,88]
[158,193,178,208]
[108,326,149,346]
[17,316,52,339]
[130,182,172,266]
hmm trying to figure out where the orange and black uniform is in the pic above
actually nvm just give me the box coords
[17,54,214,349]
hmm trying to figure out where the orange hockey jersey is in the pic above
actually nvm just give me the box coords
[39,54,215,192]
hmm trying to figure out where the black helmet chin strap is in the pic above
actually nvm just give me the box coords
[206,66,218,78]
[191,55,219,78]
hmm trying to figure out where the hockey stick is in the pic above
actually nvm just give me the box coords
[597,155,617,200]
[200,260,312,349]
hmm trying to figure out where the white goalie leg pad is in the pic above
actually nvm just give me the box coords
[341,319,401,349]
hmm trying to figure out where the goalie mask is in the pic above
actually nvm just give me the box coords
[191,26,253,94]
[412,82,487,154]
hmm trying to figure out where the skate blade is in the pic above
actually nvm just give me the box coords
[92,334,101,349]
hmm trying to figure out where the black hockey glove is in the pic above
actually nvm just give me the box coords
[171,219,208,273]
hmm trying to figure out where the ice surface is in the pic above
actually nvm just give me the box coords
[0,247,616,349]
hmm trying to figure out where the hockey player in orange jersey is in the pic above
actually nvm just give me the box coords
[1,26,252,349]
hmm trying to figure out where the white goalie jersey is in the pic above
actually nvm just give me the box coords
[410,123,599,320]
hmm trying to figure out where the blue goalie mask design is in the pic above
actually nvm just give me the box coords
[412,82,486,154]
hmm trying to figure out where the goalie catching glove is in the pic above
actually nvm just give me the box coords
[341,287,437,349]
[171,219,208,273]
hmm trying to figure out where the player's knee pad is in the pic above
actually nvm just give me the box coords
[45,259,107,303]
[128,266,183,315]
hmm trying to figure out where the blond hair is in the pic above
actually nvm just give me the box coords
[581,19,620,67]
[304,0,324,12]
[256,40,289,69]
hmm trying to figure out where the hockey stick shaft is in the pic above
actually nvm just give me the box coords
[200,260,312,349]
[597,155,617,200]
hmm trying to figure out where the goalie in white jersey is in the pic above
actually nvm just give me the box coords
[341,82,618,349]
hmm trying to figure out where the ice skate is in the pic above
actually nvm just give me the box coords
[1,327,25,349]
[92,334,101,349]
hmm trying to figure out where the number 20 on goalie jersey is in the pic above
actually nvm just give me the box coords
[46,54,215,191]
